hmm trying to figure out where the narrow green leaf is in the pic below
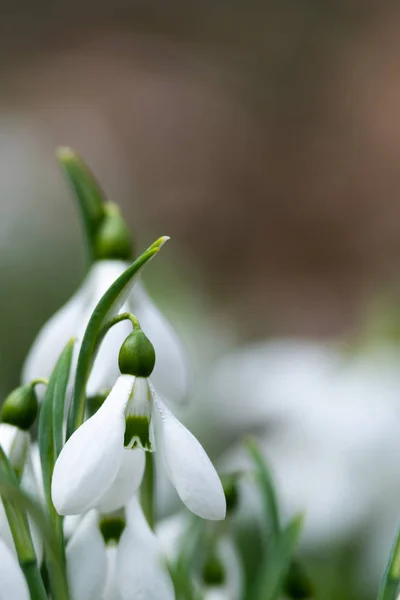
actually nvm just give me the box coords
[377,523,400,600]
[246,438,280,543]
[57,147,106,265]
[39,339,75,508]
[52,340,75,460]
[253,514,304,600]
[0,468,68,600]
[67,236,169,439]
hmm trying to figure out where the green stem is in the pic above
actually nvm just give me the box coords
[21,560,49,600]
[0,446,47,600]
[31,378,49,388]
[141,452,155,529]
[377,523,400,600]
[97,312,140,346]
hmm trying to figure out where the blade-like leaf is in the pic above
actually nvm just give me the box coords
[57,147,106,265]
[39,339,75,508]
[67,235,169,439]
[253,514,304,600]
[377,522,400,600]
[246,438,280,543]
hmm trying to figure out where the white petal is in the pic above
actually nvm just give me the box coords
[22,283,88,385]
[21,453,43,564]
[0,425,29,473]
[117,497,175,600]
[153,394,226,520]
[52,375,134,515]
[129,282,189,405]
[0,537,30,600]
[66,510,107,600]
[86,318,131,397]
[102,545,123,600]
[97,449,145,514]
[22,259,127,391]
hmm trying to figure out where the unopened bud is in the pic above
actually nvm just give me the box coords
[119,330,156,378]
[93,203,133,261]
[1,385,38,430]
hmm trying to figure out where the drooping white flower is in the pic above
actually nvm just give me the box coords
[52,375,226,520]
[0,537,30,600]
[117,496,175,600]
[209,337,400,567]
[66,498,174,600]
[66,510,108,600]
[22,260,188,405]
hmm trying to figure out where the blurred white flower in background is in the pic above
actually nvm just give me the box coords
[186,337,400,584]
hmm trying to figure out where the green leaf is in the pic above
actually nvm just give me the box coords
[67,236,169,439]
[377,523,400,600]
[246,438,280,543]
[0,466,68,600]
[57,147,106,265]
[39,339,75,509]
[253,514,304,600]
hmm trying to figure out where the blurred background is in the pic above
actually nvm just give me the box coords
[2,1,400,598]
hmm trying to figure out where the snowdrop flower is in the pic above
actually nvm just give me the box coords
[211,338,400,556]
[22,259,188,404]
[52,327,226,520]
[0,537,30,600]
[66,497,174,600]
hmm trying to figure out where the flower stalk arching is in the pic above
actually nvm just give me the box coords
[67,235,169,439]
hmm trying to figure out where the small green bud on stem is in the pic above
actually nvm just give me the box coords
[202,552,225,586]
[93,202,133,261]
[284,560,315,599]
[1,384,39,430]
[119,329,156,378]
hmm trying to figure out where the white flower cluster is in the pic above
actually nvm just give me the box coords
[0,262,227,599]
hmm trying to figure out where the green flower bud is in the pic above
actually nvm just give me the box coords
[93,202,133,261]
[284,560,315,599]
[1,385,39,430]
[202,552,225,586]
[119,330,156,378]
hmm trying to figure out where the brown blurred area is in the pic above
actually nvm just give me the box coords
[2,0,400,369]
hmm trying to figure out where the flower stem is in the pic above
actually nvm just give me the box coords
[141,452,155,529]
[21,559,48,600]
[0,446,47,600]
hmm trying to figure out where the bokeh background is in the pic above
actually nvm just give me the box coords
[2,2,400,598]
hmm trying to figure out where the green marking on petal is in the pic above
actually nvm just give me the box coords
[124,415,152,450]
[99,516,126,545]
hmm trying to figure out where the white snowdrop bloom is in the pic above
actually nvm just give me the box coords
[52,374,226,520]
[0,537,30,600]
[213,338,400,555]
[66,498,174,600]
[117,496,175,600]
[22,259,188,405]
[66,510,108,600]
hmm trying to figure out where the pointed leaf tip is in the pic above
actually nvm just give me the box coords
[56,146,76,163]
